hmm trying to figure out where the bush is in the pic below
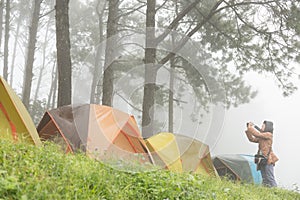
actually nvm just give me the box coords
[0,139,299,200]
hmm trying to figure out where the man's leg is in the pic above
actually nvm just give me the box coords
[260,164,268,186]
[264,164,277,187]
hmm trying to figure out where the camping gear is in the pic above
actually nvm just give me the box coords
[145,132,182,172]
[213,154,262,184]
[255,148,271,170]
[254,153,268,165]
[175,134,218,176]
[37,104,151,162]
[0,76,41,145]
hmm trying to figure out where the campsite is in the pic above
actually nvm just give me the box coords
[1,69,300,199]
[0,80,298,198]
[1,0,300,199]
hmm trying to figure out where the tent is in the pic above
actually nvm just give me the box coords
[213,154,262,184]
[0,76,41,145]
[37,104,151,162]
[145,132,182,172]
[175,134,218,177]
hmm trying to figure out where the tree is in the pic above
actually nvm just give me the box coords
[47,60,58,109]
[168,0,179,133]
[9,0,32,87]
[141,0,300,137]
[55,0,72,107]
[68,0,105,104]
[102,0,120,106]
[9,10,22,86]
[141,0,214,137]
[22,0,42,109]
[90,0,106,104]
[142,0,157,138]
[0,0,4,51]
[33,0,55,103]
[2,0,10,81]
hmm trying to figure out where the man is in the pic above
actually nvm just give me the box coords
[245,120,279,187]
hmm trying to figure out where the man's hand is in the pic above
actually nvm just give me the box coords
[247,122,254,129]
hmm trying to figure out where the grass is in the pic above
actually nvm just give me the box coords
[0,139,299,200]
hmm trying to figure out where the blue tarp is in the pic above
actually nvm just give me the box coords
[240,154,262,184]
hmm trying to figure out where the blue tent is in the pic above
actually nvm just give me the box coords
[213,154,262,184]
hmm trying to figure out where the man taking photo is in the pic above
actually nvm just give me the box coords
[245,120,279,187]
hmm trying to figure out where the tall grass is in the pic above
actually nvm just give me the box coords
[0,139,299,200]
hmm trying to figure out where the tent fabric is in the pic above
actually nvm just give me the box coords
[0,102,17,140]
[241,154,263,184]
[37,104,151,162]
[145,132,182,172]
[0,76,41,145]
[213,154,262,184]
[175,134,218,177]
[145,132,217,176]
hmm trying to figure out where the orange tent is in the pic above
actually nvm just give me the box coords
[37,104,151,162]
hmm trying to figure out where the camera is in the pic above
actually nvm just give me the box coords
[246,122,262,132]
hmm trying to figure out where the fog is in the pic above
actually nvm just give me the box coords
[5,41,299,191]
[102,60,299,190]
[9,34,299,190]
[212,71,300,190]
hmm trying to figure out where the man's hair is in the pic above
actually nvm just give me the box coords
[263,120,273,133]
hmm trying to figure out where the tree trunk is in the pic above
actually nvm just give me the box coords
[10,15,22,86]
[3,0,9,81]
[102,0,119,106]
[142,0,203,137]
[22,0,42,109]
[168,57,176,133]
[142,0,157,138]
[90,0,106,104]
[168,63,175,133]
[47,61,57,109]
[0,0,4,51]
[52,66,58,108]
[141,0,223,137]
[55,0,72,107]
[34,10,53,102]
[168,0,179,133]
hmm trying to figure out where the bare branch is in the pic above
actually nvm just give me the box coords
[158,0,225,66]
[155,0,202,45]
[117,4,146,20]
[193,5,236,43]
[39,8,55,19]
[115,92,142,112]
[215,0,277,14]
[155,0,169,13]
[223,1,276,35]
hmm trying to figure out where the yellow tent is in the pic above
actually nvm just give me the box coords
[145,132,182,172]
[175,134,218,177]
[0,76,41,145]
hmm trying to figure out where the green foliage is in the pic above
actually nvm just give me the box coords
[173,0,300,97]
[29,99,47,126]
[0,140,299,200]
